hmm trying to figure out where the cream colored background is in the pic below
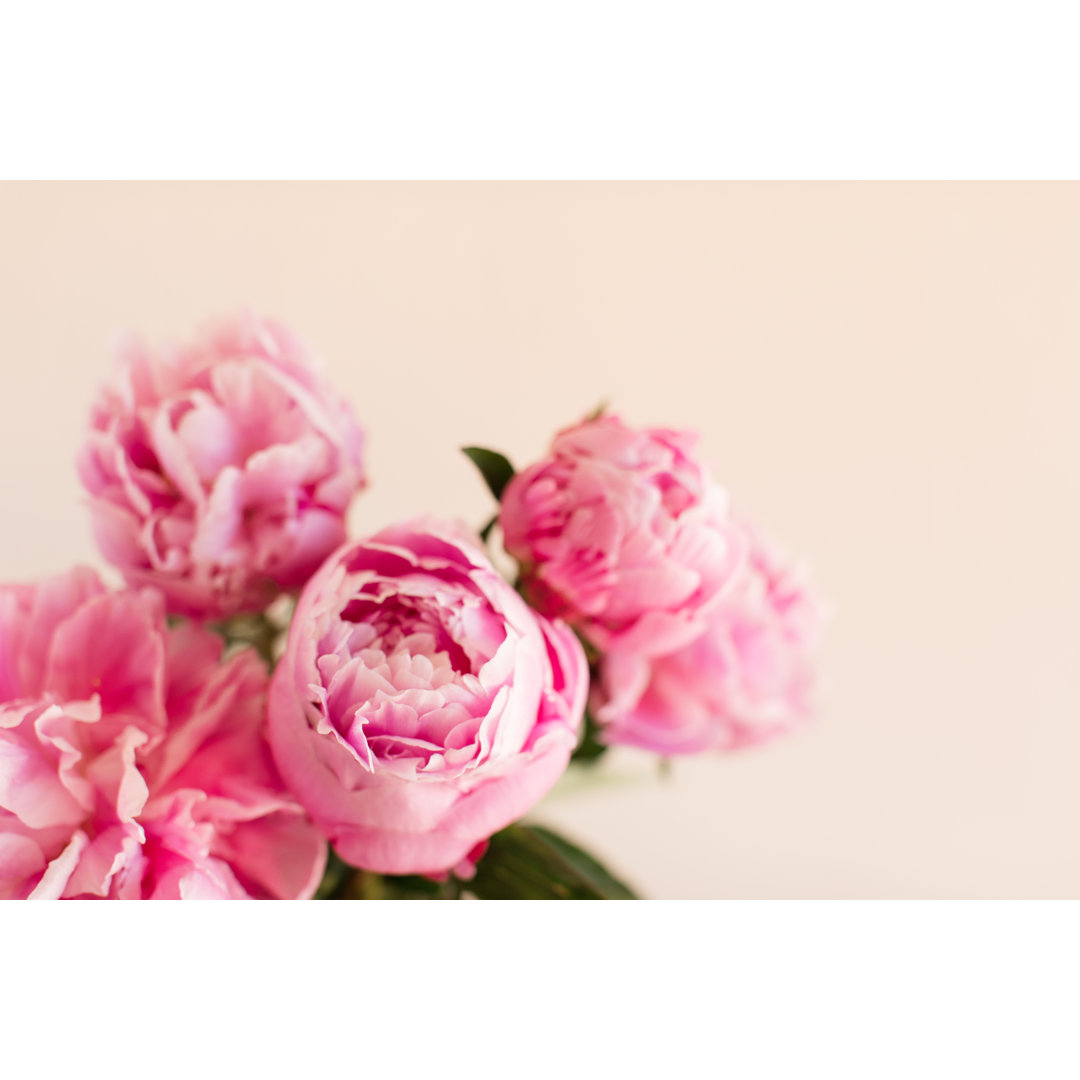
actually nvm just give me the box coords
[1,182,1076,898]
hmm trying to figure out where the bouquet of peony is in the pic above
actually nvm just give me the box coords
[1,314,821,899]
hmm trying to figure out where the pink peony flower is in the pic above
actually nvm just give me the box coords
[78,313,367,619]
[268,519,588,877]
[499,413,742,657]
[0,568,326,899]
[594,525,822,755]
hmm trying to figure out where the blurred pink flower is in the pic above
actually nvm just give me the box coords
[268,519,587,877]
[78,313,366,619]
[499,413,742,657]
[0,568,326,899]
[594,525,822,755]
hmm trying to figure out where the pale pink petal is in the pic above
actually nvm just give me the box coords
[28,831,90,900]
[0,832,49,899]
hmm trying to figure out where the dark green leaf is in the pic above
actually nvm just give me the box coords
[313,848,352,899]
[378,874,459,900]
[462,446,516,503]
[478,513,499,544]
[315,850,464,900]
[571,708,610,766]
[468,823,638,900]
[525,826,638,898]
[314,826,638,902]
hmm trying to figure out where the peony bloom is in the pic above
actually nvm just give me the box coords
[594,525,821,755]
[268,519,587,877]
[78,313,367,619]
[499,413,742,658]
[0,568,326,899]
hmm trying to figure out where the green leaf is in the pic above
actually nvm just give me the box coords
[313,848,352,900]
[378,874,458,900]
[478,513,499,544]
[570,707,610,766]
[315,849,464,900]
[468,824,638,900]
[462,446,516,503]
[313,827,637,900]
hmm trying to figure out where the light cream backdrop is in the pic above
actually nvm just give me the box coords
[1,183,1076,898]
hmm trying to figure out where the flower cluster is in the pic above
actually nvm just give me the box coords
[0,567,324,899]
[1,313,821,900]
[500,414,821,756]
